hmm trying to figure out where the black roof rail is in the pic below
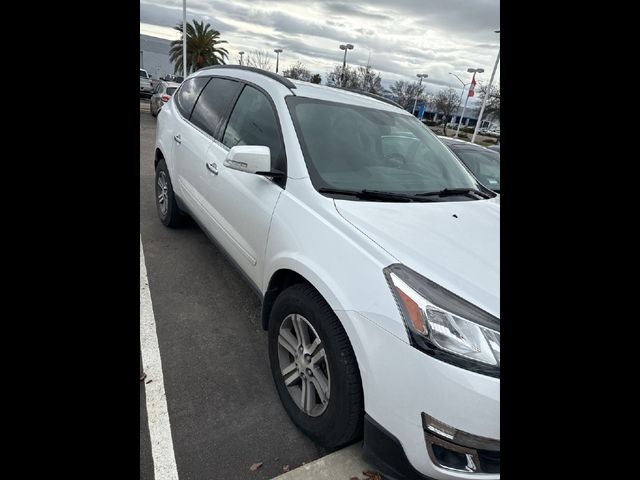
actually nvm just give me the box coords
[330,86,403,109]
[197,65,297,90]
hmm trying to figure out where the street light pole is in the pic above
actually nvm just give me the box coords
[449,72,468,110]
[455,68,484,138]
[412,73,428,115]
[472,31,500,143]
[239,51,245,66]
[339,43,354,87]
[182,0,187,78]
[140,50,144,69]
[274,49,283,73]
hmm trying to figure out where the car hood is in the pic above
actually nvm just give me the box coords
[334,197,500,317]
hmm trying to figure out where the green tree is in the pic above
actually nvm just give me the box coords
[357,65,383,94]
[283,61,312,81]
[325,64,383,93]
[169,20,229,74]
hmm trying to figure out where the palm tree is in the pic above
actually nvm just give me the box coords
[169,20,229,74]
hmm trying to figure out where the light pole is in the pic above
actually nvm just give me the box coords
[182,0,187,78]
[412,73,428,116]
[472,30,500,143]
[339,43,354,87]
[239,51,245,66]
[140,50,144,69]
[449,72,469,109]
[274,48,283,73]
[455,68,484,138]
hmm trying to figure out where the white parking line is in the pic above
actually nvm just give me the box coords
[141,236,180,480]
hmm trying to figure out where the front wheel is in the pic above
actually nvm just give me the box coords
[268,283,364,449]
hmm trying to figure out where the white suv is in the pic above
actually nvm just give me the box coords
[154,66,500,479]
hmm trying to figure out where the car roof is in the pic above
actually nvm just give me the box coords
[191,66,409,114]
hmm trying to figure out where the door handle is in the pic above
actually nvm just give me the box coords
[173,134,182,144]
[206,161,218,175]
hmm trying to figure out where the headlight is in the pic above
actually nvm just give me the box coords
[384,264,500,377]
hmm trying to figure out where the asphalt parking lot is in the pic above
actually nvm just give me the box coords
[139,99,330,480]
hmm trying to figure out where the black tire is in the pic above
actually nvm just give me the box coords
[268,283,364,449]
[155,158,184,228]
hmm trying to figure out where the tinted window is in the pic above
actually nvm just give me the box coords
[223,86,285,170]
[191,78,243,138]
[166,87,178,96]
[450,146,500,191]
[175,77,209,119]
[140,70,148,78]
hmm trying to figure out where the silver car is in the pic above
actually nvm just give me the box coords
[149,81,181,117]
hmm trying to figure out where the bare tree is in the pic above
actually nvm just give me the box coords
[477,83,500,123]
[389,80,426,111]
[244,49,273,71]
[310,73,322,84]
[283,61,313,81]
[434,88,460,136]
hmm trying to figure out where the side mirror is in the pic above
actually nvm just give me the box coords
[224,146,272,175]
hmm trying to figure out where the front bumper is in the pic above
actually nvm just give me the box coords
[336,310,500,479]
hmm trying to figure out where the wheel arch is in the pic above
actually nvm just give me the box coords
[261,263,344,331]
[154,147,164,169]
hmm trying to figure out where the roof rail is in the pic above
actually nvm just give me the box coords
[198,65,297,90]
[330,86,403,109]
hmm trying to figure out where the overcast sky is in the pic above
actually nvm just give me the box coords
[140,0,499,95]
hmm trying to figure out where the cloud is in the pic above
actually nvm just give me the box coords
[140,0,500,87]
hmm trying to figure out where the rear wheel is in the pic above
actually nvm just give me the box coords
[155,158,184,228]
[268,283,364,449]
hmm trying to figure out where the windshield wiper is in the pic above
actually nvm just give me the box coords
[416,188,492,199]
[318,188,433,202]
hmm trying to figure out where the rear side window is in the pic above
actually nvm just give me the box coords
[175,77,209,119]
[222,85,285,171]
[166,87,177,96]
[190,78,243,139]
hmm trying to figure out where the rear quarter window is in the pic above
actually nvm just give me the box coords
[175,77,210,119]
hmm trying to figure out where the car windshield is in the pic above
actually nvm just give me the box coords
[166,87,177,96]
[450,146,500,192]
[286,96,487,198]
[140,70,148,78]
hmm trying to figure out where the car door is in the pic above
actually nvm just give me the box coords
[170,76,213,214]
[202,83,286,288]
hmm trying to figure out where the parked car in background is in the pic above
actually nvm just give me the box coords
[439,136,501,193]
[140,69,153,97]
[149,81,181,117]
[155,66,500,480]
[162,74,184,83]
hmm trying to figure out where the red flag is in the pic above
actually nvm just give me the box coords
[468,73,477,97]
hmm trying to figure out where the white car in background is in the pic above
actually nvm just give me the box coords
[154,66,500,479]
[149,81,181,117]
[140,68,152,97]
